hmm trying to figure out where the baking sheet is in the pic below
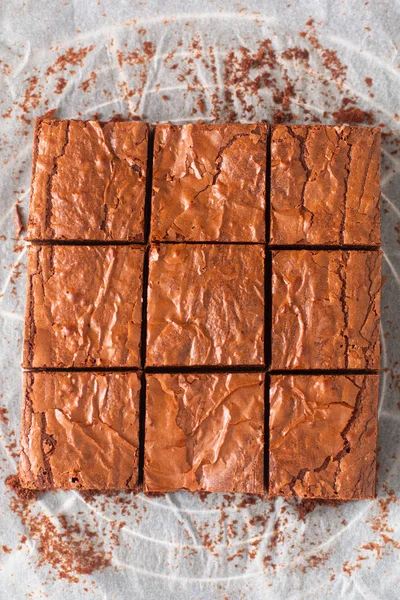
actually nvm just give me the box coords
[0,0,399,598]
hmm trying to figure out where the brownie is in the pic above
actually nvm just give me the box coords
[19,371,141,490]
[146,244,265,366]
[23,245,144,368]
[151,123,267,242]
[26,119,148,242]
[271,250,381,370]
[269,374,379,499]
[144,372,264,493]
[270,125,380,245]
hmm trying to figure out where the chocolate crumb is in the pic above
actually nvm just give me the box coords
[333,99,374,124]
[0,406,9,424]
[14,204,24,237]
[46,45,94,77]
[55,77,68,95]
[5,474,36,501]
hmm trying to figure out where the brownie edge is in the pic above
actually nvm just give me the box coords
[27,119,149,242]
[269,374,379,500]
[270,124,380,246]
[23,245,145,369]
[19,371,141,490]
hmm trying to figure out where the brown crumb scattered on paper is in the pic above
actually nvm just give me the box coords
[31,514,112,583]
[281,47,310,61]
[115,41,156,115]
[6,474,36,501]
[332,98,374,124]
[197,98,206,114]
[80,71,97,92]
[0,406,9,424]
[340,486,399,573]
[54,77,68,95]
[46,45,95,77]
[17,76,44,122]
[5,475,114,582]
[300,18,348,87]
[14,205,24,237]
[294,498,340,521]
[395,222,400,244]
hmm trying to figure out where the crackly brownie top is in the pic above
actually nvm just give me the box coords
[145,372,264,493]
[269,374,378,499]
[271,250,381,370]
[271,124,380,245]
[146,243,265,366]
[151,123,267,242]
[27,119,148,241]
[23,245,144,368]
[20,371,141,490]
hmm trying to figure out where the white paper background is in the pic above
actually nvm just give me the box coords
[0,1,399,598]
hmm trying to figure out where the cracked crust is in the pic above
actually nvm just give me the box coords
[146,244,265,366]
[269,374,379,499]
[23,245,144,368]
[271,249,381,370]
[144,372,264,493]
[270,124,380,245]
[27,118,148,241]
[151,123,267,242]
[19,371,141,490]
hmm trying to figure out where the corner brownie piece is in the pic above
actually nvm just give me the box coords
[23,245,144,368]
[19,371,141,490]
[151,123,267,242]
[144,372,264,493]
[146,244,265,366]
[269,374,379,499]
[27,119,148,242]
[270,125,380,246]
[271,250,381,370]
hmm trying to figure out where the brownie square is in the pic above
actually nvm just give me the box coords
[271,250,381,370]
[151,123,267,242]
[27,119,148,242]
[270,125,380,246]
[146,244,265,366]
[19,371,141,490]
[144,372,264,493]
[23,245,144,368]
[269,374,378,499]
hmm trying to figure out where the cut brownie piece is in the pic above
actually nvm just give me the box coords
[270,125,380,246]
[23,245,144,368]
[269,374,379,499]
[271,250,381,370]
[144,372,264,493]
[20,371,141,490]
[146,244,265,366]
[27,119,148,242]
[151,123,267,242]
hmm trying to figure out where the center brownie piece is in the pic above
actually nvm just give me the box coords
[23,245,144,368]
[26,119,148,242]
[151,123,267,242]
[146,244,265,366]
[144,372,264,493]
[19,371,141,490]
[271,250,381,370]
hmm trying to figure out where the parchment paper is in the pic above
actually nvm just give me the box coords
[0,1,399,598]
